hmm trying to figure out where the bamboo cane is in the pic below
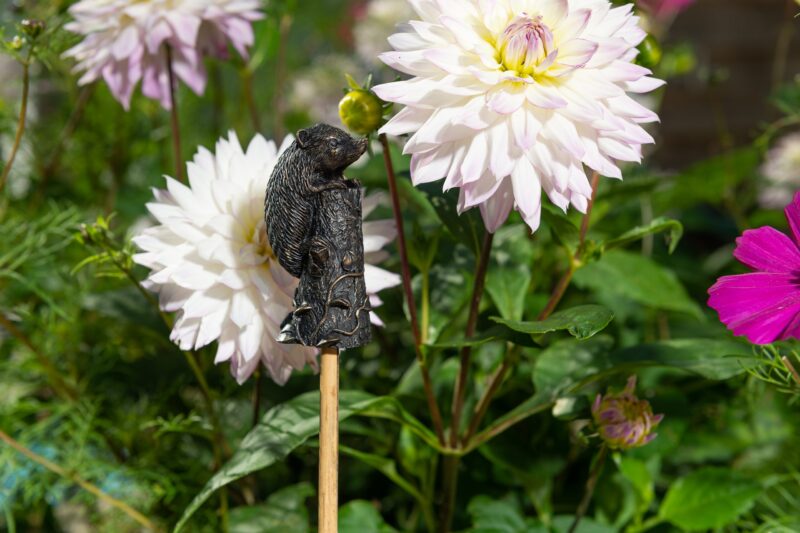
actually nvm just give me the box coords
[319,346,339,533]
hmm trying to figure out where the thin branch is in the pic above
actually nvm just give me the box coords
[568,445,608,533]
[41,84,94,183]
[539,171,600,320]
[0,429,156,530]
[782,356,800,385]
[252,368,263,428]
[165,46,184,182]
[242,68,262,133]
[378,133,445,445]
[449,230,494,447]
[0,313,78,401]
[0,51,32,195]
[462,173,601,449]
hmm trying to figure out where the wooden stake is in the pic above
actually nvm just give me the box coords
[319,346,339,533]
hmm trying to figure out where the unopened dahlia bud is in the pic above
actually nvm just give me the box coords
[592,376,663,450]
[339,88,384,136]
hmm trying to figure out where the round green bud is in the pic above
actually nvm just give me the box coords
[339,89,383,136]
[637,34,662,69]
[9,36,23,51]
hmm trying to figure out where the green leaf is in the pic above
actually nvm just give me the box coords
[467,495,546,533]
[659,467,762,530]
[573,250,702,318]
[175,392,439,532]
[533,336,614,397]
[339,445,425,505]
[467,393,553,451]
[418,183,483,254]
[654,147,759,211]
[486,224,534,321]
[609,338,755,380]
[542,203,580,253]
[229,483,313,533]
[492,305,614,341]
[339,501,397,533]
[550,516,616,533]
[600,217,683,254]
[615,456,654,509]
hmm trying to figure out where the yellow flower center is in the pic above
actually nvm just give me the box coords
[497,14,555,77]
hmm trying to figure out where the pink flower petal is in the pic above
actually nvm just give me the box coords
[734,226,800,273]
[708,272,800,344]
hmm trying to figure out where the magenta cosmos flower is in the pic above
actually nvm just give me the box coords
[709,192,800,345]
[64,0,263,110]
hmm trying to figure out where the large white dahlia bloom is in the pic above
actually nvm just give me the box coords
[374,0,663,232]
[64,0,263,110]
[133,133,401,384]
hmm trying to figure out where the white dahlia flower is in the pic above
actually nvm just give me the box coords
[64,0,263,110]
[759,132,800,209]
[374,0,663,232]
[133,133,401,384]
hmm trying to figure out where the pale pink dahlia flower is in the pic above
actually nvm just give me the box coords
[64,0,263,110]
[133,133,400,384]
[374,0,662,233]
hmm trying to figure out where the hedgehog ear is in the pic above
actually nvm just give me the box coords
[297,129,311,148]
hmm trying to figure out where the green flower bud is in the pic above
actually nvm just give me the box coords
[637,34,662,69]
[339,89,384,136]
[9,36,23,51]
[21,19,45,39]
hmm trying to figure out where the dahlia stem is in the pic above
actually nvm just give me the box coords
[449,230,494,447]
[165,45,184,183]
[463,172,601,449]
[568,445,608,533]
[540,171,600,318]
[252,368,264,427]
[0,429,154,530]
[439,230,493,533]
[461,345,519,445]
[242,67,262,133]
[378,133,445,446]
[0,51,32,196]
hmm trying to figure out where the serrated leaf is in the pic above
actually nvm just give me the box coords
[491,305,614,341]
[600,217,683,254]
[573,250,702,318]
[659,467,761,530]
